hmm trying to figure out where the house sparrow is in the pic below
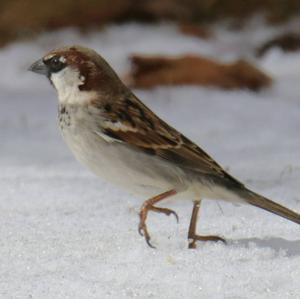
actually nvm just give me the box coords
[29,45,300,248]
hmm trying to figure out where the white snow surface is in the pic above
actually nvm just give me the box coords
[1,20,300,298]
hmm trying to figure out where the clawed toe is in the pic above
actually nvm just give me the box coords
[149,206,179,223]
[138,222,156,248]
[188,234,226,249]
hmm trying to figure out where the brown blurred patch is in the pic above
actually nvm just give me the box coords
[0,0,132,47]
[129,55,272,91]
[257,32,300,57]
[179,23,212,39]
[132,0,300,24]
[1,0,300,47]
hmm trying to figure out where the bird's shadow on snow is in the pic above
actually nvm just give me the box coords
[229,238,300,256]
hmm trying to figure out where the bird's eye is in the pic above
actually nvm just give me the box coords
[44,56,66,73]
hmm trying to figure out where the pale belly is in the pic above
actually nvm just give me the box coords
[60,123,188,197]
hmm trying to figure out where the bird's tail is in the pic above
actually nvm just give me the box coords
[238,188,300,225]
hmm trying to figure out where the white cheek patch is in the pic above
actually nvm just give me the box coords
[50,66,93,104]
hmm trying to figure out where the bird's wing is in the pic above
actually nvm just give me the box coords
[96,94,236,179]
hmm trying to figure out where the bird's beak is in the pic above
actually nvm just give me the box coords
[28,59,48,76]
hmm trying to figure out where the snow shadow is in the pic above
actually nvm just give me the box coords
[230,237,300,256]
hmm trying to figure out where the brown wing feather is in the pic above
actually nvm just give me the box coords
[97,94,235,178]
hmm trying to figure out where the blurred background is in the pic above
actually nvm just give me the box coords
[1,0,300,47]
[1,1,300,298]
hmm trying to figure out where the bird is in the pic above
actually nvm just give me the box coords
[29,45,300,249]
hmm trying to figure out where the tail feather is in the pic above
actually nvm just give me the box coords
[239,189,300,225]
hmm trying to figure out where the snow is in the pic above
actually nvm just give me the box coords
[1,20,300,298]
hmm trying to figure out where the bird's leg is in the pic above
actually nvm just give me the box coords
[138,189,178,248]
[188,200,226,249]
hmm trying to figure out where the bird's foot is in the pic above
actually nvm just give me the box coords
[138,203,179,248]
[188,234,226,249]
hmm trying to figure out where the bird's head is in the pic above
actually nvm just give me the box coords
[29,45,124,104]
